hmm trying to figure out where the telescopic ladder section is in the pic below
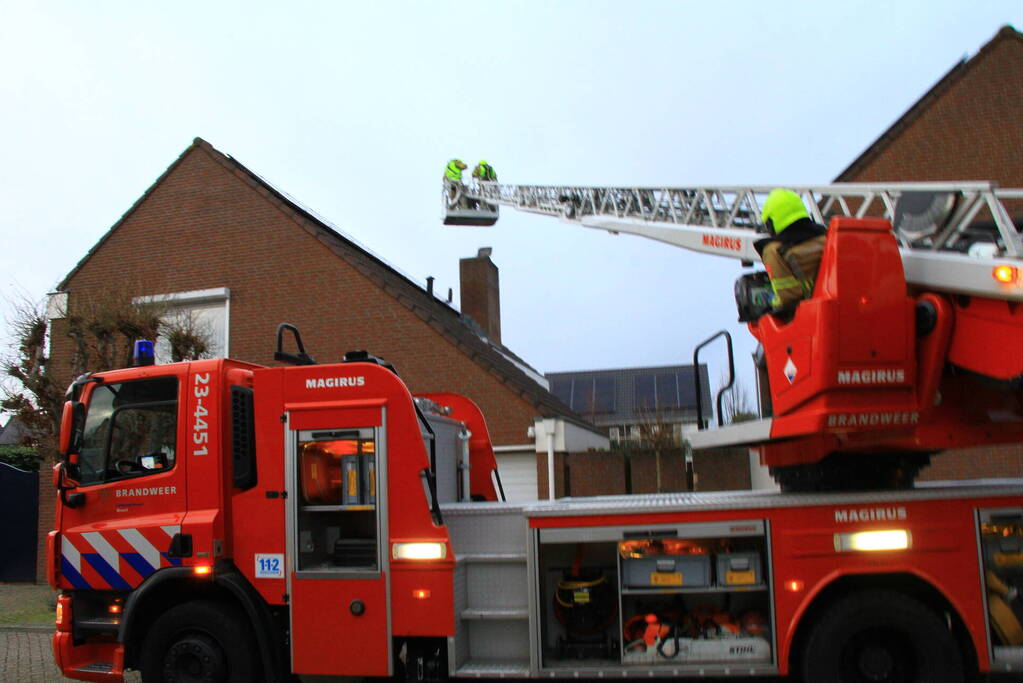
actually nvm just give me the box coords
[450,180,1023,301]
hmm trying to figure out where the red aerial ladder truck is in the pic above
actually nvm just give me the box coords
[445,178,1023,491]
[47,179,1023,683]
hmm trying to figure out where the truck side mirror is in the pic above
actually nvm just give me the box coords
[59,400,84,458]
[54,462,84,508]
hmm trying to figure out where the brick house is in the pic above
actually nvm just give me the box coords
[834,24,1023,481]
[39,137,604,580]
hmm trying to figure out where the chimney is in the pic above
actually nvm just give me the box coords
[460,247,501,344]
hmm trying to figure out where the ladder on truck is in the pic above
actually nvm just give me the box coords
[447,180,1023,301]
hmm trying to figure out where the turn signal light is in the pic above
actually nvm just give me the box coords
[784,580,804,592]
[413,589,432,599]
[192,565,213,576]
[993,265,1019,284]
[56,594,72,632]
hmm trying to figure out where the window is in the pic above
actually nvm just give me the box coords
[78,377,178,486]
[295,428,379,572]
[656,373,680,410]
[551,378,573,406]
[553,376,617,415]
[635,372,682,412]
[635,374,656,412]
[594,377,616,413]
[135,288,230,363]
[573,378,596,414]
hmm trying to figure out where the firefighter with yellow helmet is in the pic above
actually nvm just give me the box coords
[754,189,827,316]
[472,160,497,182]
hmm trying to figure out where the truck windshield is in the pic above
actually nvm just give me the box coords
[78,377,178,486]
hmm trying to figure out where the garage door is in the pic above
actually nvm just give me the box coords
[494,451,539,502]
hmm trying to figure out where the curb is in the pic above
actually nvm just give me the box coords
[0,624,53,633]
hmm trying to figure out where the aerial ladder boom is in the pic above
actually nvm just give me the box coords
[446,180,1023,301]
[446,177,1023,491]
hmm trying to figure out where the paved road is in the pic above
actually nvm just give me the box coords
[7,629,1020,683]
[0,629,139,683]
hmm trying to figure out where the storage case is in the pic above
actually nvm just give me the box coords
[715,552,762,587]
[341,455,360,506]
[622,555,711,588]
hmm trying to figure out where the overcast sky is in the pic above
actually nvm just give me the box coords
[2,2,1021,404]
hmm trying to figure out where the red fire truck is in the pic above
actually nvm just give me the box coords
[49,181,1023,682]
[48,325,1023,683]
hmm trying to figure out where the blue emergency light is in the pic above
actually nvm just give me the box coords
[133,340,156,367]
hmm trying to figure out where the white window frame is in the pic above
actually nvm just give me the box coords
[134,287,231,361]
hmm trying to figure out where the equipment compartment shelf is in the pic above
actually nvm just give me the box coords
[301,504,375,512]
[535,519,775,672]
[622,585,769,595]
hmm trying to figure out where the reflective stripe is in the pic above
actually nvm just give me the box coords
[61,535,82,574]
[160,525,182,538]
[118,528,161,572]
[770,276,800,289]
[82,532,121,573]
[83,553,131,590]
[61,557,89,589]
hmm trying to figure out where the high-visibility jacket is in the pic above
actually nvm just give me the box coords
[473,163,497,181]
[445,160,466,182]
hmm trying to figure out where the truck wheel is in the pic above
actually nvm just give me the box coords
[140,600,259,683]
[800,590,964,683]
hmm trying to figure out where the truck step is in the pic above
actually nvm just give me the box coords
[455,658,530,677]
[456,552,526,563]
[461,607,528,620]
[75,616,121,633]
[74,662,114,673]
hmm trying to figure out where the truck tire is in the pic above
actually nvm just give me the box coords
[799,589,964,683]
[140,600,260,683]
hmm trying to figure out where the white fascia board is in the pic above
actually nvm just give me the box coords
[134,287,231,305]
[687,418,773,450]
[533,417,610,452]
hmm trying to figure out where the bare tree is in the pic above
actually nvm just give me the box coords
[1,298,63,453]
[720,376,758,424]
[161,309,212,362]
[2,291,213,455]
[635,406,682,492]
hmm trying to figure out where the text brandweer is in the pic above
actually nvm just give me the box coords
[827,412,919,427]
[116,486,177,497]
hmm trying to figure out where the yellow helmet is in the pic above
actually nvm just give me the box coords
[761,189,808,234]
